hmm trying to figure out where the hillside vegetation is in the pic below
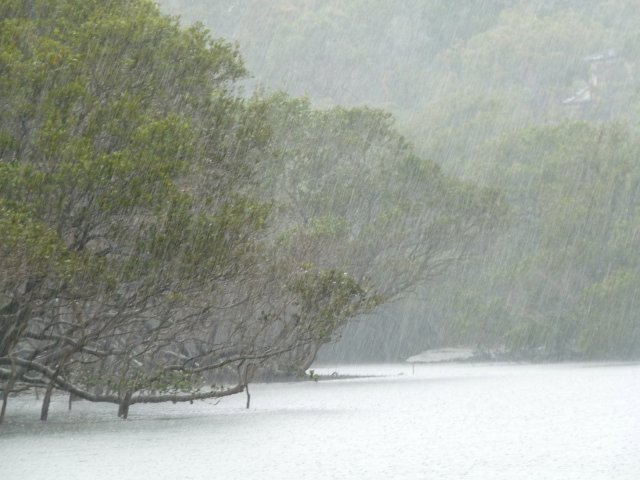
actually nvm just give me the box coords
[158,0,640,360]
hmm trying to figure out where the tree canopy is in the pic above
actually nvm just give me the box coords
[0,0,501,420]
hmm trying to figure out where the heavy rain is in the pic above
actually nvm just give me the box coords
[1,1,639,478]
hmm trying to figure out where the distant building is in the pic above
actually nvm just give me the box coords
[562,86,591,105]
[562,49,628,106]
[586,49,621,90]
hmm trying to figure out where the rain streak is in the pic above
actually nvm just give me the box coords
[1,1,639,479]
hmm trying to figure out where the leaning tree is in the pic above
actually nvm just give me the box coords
[255,95,505,373]
[0,0,285,420]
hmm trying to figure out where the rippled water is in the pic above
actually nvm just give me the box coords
[2,363,639,479]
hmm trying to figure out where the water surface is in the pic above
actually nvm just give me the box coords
[2,363,639,479]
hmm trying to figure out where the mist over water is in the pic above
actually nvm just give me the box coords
[3,363,639,479]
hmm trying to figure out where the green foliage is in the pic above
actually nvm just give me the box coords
[156,0,640,361]
[574,270,640,358]
[451,122,640,358]
[289,269,375,342]
[0,0,506,409]
[159,0,514,107]
[261,94,504,367]
[0,0,270,397]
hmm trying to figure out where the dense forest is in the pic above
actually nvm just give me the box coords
[158,0,640,361]
[0,0,500,419]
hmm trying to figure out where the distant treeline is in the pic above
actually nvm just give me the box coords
[158,0,640,361]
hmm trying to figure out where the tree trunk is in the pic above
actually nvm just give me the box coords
[0,368,17,424]
[299,341,321,375]
[118,391,132,419]
[40,353,71,421]
[237,363,254,409]
[0,384,10,423]
[40,382,55,421]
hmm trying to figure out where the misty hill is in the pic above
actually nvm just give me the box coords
[156,0,640,362]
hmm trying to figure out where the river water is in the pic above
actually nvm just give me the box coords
[1,363,639,479]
